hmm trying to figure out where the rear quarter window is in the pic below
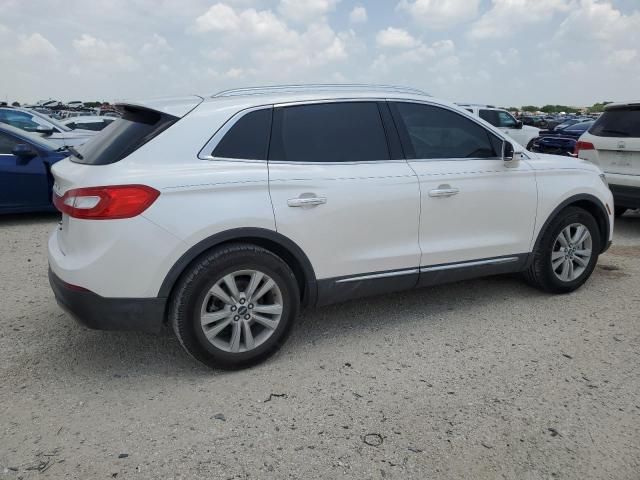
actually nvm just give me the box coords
[212,108,272,160]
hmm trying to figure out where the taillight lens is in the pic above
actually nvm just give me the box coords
[574,141,595,156]
[53,185,160,220]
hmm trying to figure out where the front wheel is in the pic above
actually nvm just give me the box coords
[170,244,300,369]
[524,207,601,293]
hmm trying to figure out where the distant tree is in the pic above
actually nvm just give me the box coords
[11,101,20,107]
[521,105,539,112]
[83,101,101,108]
[587,101,612,113]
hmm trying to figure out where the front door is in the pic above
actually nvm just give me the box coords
[389,101,538,277]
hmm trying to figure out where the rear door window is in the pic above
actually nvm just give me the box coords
[390,102,501,160]
[72,106,177,165]
[269,102,389,162]
[0,132,19,154]
[590,107,640,137]
[212,108,272,160]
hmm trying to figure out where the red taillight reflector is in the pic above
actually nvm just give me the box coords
[53,185,160,220]
[574,141,595,156]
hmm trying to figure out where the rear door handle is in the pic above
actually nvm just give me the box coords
[428,187,459,198]
[287,196,327,207]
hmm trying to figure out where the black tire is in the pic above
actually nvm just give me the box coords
[524,206,601,294]
[169,244,300,370]
[526,139,535,151]
[614,206,627,218]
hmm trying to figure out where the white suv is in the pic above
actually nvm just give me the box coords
[576,101,640,216]
[459,104,540,150]
[48,85,613,369]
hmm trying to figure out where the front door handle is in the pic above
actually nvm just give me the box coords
[429,186,459,198]
[287,196,327,208]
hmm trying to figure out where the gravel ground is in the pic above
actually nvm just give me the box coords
[1,212,639,479]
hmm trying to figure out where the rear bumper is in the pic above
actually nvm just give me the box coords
[49,269,166,333]
[610,184,640,209]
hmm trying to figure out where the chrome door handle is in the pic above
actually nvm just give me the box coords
[287,196,327,207]
[428,187,459,198]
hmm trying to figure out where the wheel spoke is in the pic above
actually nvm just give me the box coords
[242,320,255,350]
[574,249,591,258]
[567,259,574,279]
[560,259,571,280]
[223,274,241,301]
[571,225,585,244]
[229,321,241,352]
[552,257,565,270]
[252,304,283,315]
[558,229,570,247]
[573,255,588,268]
[551,250,565,261]
[252,313,278,330]
[575,228,590,246]
[204,317,232,342]
[209,284,234,305]
[245,271,264,300]
[201,309,231,327]
[252,279,275,302]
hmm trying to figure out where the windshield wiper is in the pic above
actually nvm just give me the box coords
[56,145,84,160]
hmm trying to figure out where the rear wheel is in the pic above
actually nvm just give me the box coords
[170,244,300,369]
[524,207,600,293]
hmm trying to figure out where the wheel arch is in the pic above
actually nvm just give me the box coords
[533,194,610,255]
[158,228,318,308]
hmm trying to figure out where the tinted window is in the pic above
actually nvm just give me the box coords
[73,106,177,165]
[590,107,640,137]
[0,132,19,154]
[479,109,499,126]
[213,108,272,160]
[391,102,500,159]
[270,102,389,162]
[565,121,593,133]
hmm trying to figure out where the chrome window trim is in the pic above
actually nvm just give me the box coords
[198,97,529,164]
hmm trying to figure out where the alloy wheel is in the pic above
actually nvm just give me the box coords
[551,223,592,282]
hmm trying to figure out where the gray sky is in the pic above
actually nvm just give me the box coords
[1,0,638,106]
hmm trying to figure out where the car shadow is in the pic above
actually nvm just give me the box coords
[47,274,546,378]
[0,211,60,226]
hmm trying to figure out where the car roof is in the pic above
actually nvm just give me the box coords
[121,85,441,118]
[604,101,640,111]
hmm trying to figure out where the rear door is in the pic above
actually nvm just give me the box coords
[588,106,640,176]
[267,101,421,298]
[0,132,49,211]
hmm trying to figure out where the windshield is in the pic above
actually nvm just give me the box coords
[28,109,71,132]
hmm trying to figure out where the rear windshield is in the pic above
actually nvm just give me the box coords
[72,106,177,165]
[589,106,640,138]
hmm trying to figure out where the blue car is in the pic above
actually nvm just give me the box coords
[531,121,595,157]
[0,122,68,214]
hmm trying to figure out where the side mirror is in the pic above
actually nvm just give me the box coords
[12,144,38,163]
[502,141,525,166]
[36,125,55,136]
[515,120,523,129]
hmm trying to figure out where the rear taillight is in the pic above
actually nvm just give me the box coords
[574,141,595,157]
[53,185,160,220]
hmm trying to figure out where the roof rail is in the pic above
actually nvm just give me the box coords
[212,84,430,98]
[456,103,496,108]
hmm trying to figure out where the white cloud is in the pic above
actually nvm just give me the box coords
[278,0,339,23]
[470,0,572,40]
[398,0,480,28]
[140,34,173,55]
[73,34,137,70]
[376,27,419,49]
[349,6,367,24]
[608,49,638,66]
[18,33,58,57]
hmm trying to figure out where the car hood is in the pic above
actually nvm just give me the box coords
[522,125,540,134]
[527,152,602,173]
